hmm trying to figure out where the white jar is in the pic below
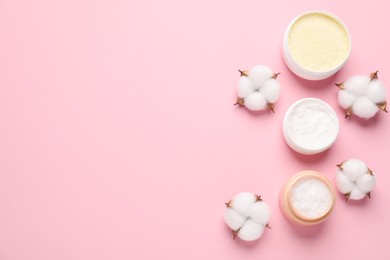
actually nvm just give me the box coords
[283,10,351,80]
[283,98,339,155]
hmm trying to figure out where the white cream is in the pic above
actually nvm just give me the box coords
[279,171,336,225]
[283,11,351,80]
[291,177,332,219]
[283,98,339,155]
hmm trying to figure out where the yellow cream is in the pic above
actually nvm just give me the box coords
[288,13,350,72]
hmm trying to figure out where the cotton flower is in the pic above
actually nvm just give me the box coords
[224,192,270,241]
[337,71,387,119]
[235,65,281,112]
[335,159,376,202]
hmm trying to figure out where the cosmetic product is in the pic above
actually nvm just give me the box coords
[283,11,351,80]
[279,171,336,225]
[283,98,339,155]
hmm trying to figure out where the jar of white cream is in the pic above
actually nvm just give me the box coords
[283,11,351,80]
[283,98,339,155]
[279,171,336,225]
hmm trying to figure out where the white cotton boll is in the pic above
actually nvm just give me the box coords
[224,192,270,241]
[235,65,281,112]
[337,72,387,119]
[224,207,246,231]
[342,159,368,182]
[344,75,371,96]
[366,80,387,104]
[349,187,366,200]
[244,92,267,111]
[336,158,377,201]
[248,65,273,89]
[249,201,271,226]
[260,79,280,103]
[338,90,357,109]
[230,192,256,216]
[237,219,265,241]
[237,77,254,98]
[335,169,354,194]
[352,96,379,119]
[356,174,376,194]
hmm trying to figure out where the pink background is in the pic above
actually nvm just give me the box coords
[0,0,389,259]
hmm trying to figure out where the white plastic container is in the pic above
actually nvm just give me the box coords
[283,98,339,155]
[283,11,351,80]
[279,170,336,225]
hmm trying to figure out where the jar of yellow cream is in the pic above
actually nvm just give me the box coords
[279,171,336,225]
[283,11,351,80]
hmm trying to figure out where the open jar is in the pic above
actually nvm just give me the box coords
[279,171,336,225]
[283,10,351,80]
[283,98,339,155]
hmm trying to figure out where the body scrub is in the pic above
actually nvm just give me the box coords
[283,98,339,155]
[283,11,351,80]
[279,171,336,225]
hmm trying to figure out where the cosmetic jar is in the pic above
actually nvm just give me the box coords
[283,10,351,80]
[279,171,336,225]
[283,98,339,155]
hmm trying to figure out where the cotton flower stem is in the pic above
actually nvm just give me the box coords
[377,101,388,113]
[370,70,379,81]
[225,200,232,208]
[266,224,271,229]
[255,195,262,201]
[267,103,275,113]
[272,72,280,79]
[345,107,353,118]
[336,163,344,170]
[344,192,351,203]
[238,69,248,77]
[232,229,240,239]
[367,192,371,199]
[335,82,344,90]
[234,97,245,106]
